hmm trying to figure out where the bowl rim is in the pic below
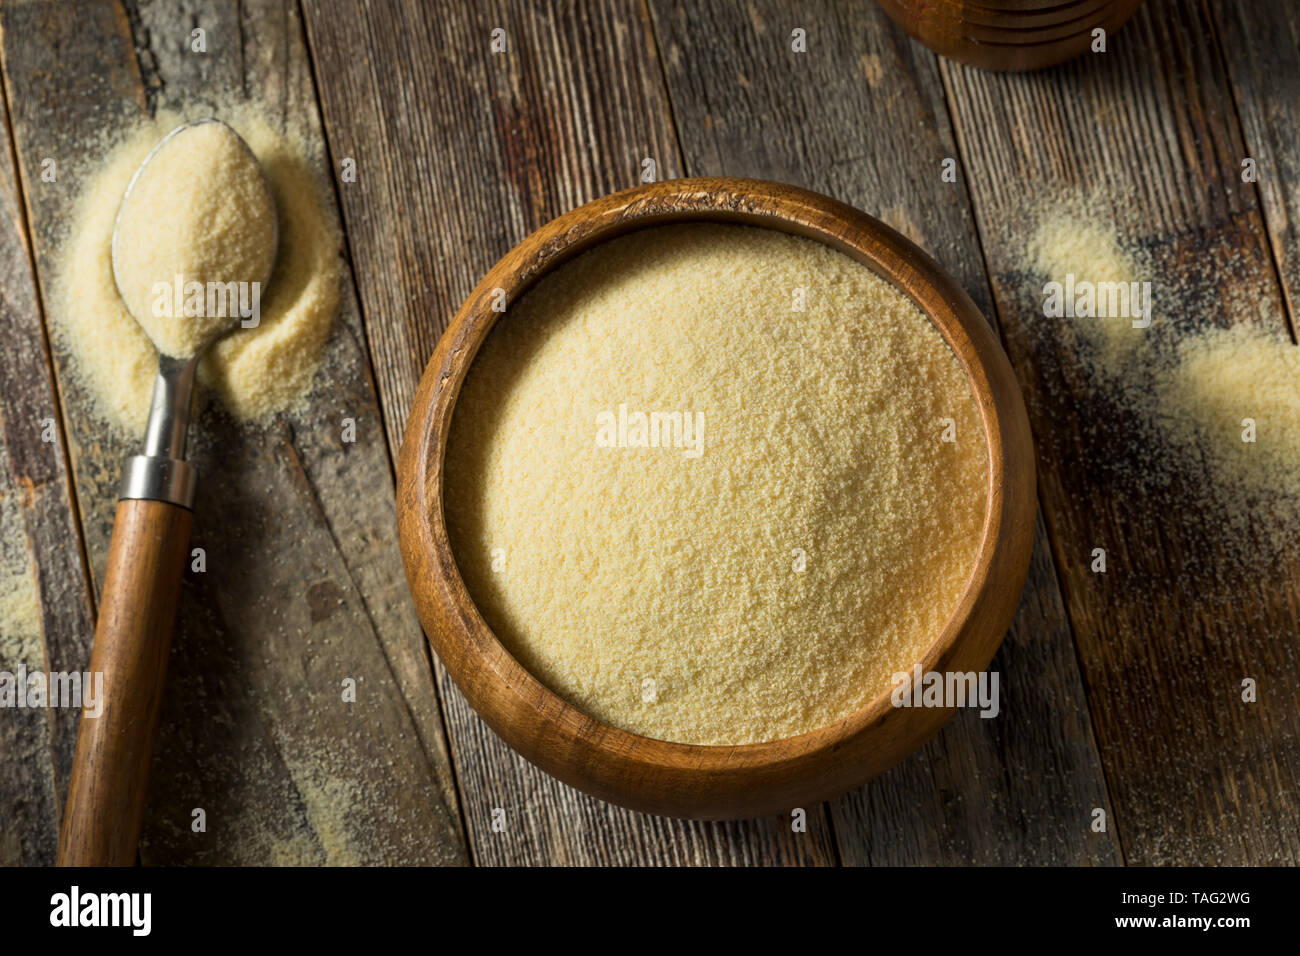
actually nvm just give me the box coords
[878,0,1120,46]
[927,0,1109,12]
[397,177,1035,808]
[922,0,1110,21]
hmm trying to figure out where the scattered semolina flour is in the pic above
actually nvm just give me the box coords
[0,493,42,673]
[53,107,341,433]
[444,223,989,746]
[1026,210,1150,367]
[1026,204,1300,559]
[1160,323,1300,544]
[112,120,277,358]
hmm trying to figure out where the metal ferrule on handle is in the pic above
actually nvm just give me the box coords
[120,354,198,508]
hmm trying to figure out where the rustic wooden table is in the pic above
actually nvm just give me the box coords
[0,0,1295,867]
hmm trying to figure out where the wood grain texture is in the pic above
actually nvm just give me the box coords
[59,497,192,866]
[0,0,466,864]
[0,76,97,866]
[940,0,1300,863]
[649,0,1121,865]
[1210,0,1300,338]
[303,0,839,864]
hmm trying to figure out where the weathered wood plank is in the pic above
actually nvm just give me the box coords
[0,74,97,865]
[1211,0,1300,335]
[649,0,1122,865]
[0,0,466,864]
[940,0,1300,863]
[302,0,838,865]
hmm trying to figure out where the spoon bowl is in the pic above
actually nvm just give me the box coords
[112,117,278,361]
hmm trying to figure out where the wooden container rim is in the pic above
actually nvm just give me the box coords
[398,177,1035,794]
[945,0,1110,12]
[879,0,1117,47]
[914,0,1112,32]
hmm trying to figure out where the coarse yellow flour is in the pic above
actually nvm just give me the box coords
[112,121,277,358]
[444,223,989,745]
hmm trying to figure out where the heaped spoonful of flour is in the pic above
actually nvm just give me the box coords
[111,120,278,358]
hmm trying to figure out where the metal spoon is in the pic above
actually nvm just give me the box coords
[58,118,277,867]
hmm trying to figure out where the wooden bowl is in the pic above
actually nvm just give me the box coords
[905,0,1115,36]
[954,0,1109,10]
[878,0,1144,71]
[397,178,1036,819]
[919,1,1117,42]
[921,0,1111,30]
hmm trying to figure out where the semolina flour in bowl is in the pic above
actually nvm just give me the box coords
[444,223,989,746]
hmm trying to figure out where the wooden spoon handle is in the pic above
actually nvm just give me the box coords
[57,497,192,866]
